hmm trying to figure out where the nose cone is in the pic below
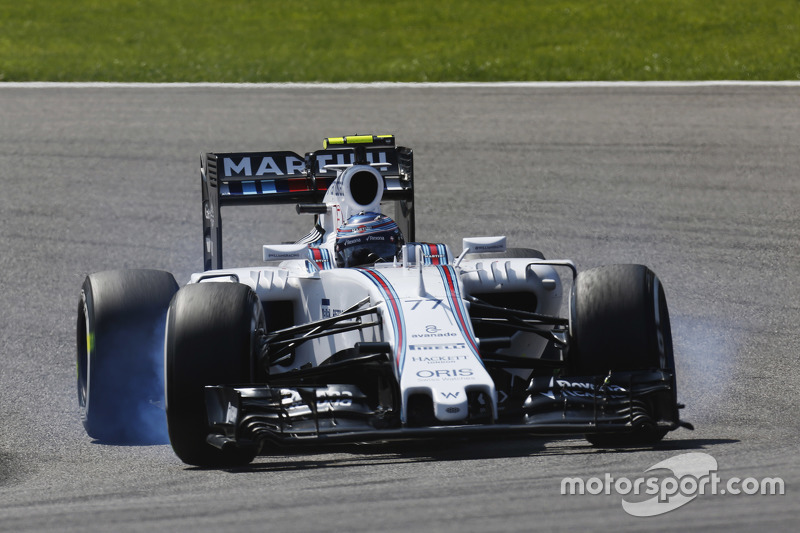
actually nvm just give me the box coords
[430,386,469,421]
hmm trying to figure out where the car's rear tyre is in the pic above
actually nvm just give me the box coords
[165,282,264,467]
[569,264,676,446]
[77,269,178,443]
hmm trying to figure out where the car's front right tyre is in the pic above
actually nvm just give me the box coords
[165,282,264,467]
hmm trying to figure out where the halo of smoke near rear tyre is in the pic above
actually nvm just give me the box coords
[77,269,178,443]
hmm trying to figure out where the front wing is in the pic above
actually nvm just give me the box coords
[203,362,682,451]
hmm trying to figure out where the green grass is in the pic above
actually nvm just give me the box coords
[1,0,798,82]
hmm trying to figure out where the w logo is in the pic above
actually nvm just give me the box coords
[441,392,460,399]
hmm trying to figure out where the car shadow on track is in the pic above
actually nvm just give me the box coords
[535,437,739,457]
[185,436,552,472]
[187,436,739,473]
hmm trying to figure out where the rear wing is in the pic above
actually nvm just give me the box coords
[201,135,415,271]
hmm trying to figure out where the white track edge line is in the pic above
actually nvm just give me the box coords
[1,81,800,89]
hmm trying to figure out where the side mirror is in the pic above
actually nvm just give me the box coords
[461,236,507,255]
[263,244,309,262]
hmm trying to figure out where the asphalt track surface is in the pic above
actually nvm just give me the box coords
[0,85,798,531]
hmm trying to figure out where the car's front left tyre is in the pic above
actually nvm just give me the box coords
[568,264,678,446]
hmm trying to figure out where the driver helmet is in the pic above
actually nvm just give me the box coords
[335,212,404,267]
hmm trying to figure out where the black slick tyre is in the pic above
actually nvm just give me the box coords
[76,269,179,443]
[569,264,677,446]
[165,282,264,467]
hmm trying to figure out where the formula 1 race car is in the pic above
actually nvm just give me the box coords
[76,134,691,466]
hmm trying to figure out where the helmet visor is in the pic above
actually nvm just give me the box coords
[341,241,398,267]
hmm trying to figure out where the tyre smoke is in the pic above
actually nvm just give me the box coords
[89,312,170,445]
